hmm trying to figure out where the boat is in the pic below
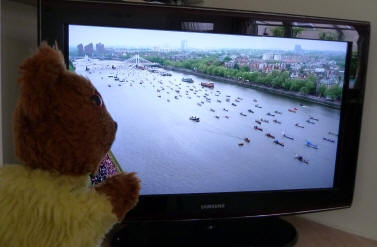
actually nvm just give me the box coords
[238,143,244,146]
[267,112,275,117]
[248,109,254,113]
[201,82,214,88]
[295,123,304,128]
[210,108,215,112]
[255,104,262,108]
[240,112,247,116]
[224,116,230,119]
[310,116,319,121]
[288,109,296,113]
[217,100,222,103]
[226,98,230,102]
[273,119,281,124]
[306,141,318,149]
[255,120,262,125]
[253,99,257,102]
[215,115,220,119]
[328,131,338,136]
[223,108,228,112]
[254,126,263,131]
[323,137,335,143]
[182,77,193,83]
[266,133,275,139]
[274,110,282,115]
[232,103,237,106]
[295,154,309,164]
[273,139,284,147]
[244,138,250,143]
[260,118,269,123]
[306,120,315,124]
[189,116,200,122]
[282,132,294,140]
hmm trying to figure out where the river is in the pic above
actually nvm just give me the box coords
[74,58,340,195]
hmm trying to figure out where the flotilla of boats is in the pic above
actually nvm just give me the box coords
[81,62,337,164]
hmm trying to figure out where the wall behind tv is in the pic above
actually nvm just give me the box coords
[1,0,376,241]
[198,0,377,241]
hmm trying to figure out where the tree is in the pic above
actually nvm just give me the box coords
[325,84,342,100]
[271,27,285,37]
[233,63,240,70]
[319,32,337,41]
[318,84,327,97]
[240,66,250,72]
[223,56,231,62]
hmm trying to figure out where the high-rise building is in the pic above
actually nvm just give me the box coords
[77,44,84,56]
[84,43,94,56]
[181,40,188,51]
[96,43,105,55]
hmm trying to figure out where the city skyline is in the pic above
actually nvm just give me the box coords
[69,25,348,52]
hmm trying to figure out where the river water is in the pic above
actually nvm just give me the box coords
[74,58,340,195]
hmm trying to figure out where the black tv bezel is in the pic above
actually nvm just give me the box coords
[39,0,370,221]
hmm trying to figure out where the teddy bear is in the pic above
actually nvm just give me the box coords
[0,43,140,247]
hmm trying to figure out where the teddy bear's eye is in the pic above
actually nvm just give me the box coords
[91,94,103,107]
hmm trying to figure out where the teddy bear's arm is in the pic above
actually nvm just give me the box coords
[95,172,140,221]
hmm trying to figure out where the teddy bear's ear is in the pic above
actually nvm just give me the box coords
[17,42,66,120]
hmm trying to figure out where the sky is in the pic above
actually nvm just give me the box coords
[69,24,348,52]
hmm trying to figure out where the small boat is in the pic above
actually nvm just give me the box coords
[295,123,304,128]
[201,82,214,88]
[248,109,254,113]
[167,99,170,102]
[182,77,194,83]
[273,119,281,124]
[118,84,121,87]
[238,143,244,146]
[306,120,315,124]
[255,120,262,125]
[174,96,179,100]
[217,100,222,103]
[240,112,247,116]
[267,112,275,117]
[293,107,298,111]
[260,118,269,123]
[273,139,284,147]
[210,109,215,112]
[306,141,318,149]
[323,137,335,143]
[189,116,200,122]
[253,99,257,102]
[310,116,319,121]
[232,103,237,106]
[107,84,111,87]
[266,133,275,139]
[295,154,309,164]
[197,103,202,106]
[288,109,296,113]
[254,126,263,131]
[157,95,161,98]
[274,110,282,115]
[282,132,294,140]
[328,131,338,136]
[226,98,230,102]
[224,116,230,119]
[215,115,220,119]
[223,108,228,112]
[255,104,262,108]
[244,138,250,143]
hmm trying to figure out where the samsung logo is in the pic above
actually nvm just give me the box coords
[200,204,225,210]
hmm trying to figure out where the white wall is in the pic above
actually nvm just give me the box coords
[1,0,376,241]
[1,0,37,164]
[197,0,377,241]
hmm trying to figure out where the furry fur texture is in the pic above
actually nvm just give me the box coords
[0,43,140,247]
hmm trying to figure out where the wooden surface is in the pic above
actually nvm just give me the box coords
[284,216,377,247]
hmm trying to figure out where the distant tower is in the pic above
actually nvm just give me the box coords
[96,42,105,55]
[181,40,188,51]
[294,44,303,53]
[77,44,84,56]
[84,43,94,57]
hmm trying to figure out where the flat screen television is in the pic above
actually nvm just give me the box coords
[39,1,370,246]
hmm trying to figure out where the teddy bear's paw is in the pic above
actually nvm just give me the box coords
[95,172,141,221]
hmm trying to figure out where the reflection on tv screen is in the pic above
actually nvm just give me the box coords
[69,24,347,195]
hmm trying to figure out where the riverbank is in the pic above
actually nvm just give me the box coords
[164,66,341,109]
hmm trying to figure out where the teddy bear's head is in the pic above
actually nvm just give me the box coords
[13,43,117,176]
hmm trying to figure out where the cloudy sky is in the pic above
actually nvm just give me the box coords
[69,24,347,52]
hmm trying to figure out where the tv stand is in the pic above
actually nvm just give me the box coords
[111,217,297,247]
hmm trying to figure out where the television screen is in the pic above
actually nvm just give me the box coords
[69,24,348,195]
